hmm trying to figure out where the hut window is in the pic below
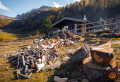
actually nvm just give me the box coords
[64,26,68,30]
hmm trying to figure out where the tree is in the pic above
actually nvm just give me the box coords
[36,29,40,35]
[44,18,53,33]
[100,0,105,10]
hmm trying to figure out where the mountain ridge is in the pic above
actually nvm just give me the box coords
[16,5,52,19]
[0,15,14,20]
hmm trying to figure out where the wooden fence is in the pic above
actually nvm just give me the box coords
[76,15,120,34]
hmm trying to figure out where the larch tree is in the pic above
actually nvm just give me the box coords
[44,18,53,33]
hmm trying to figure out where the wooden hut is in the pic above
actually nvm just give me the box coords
[52,17,93,35]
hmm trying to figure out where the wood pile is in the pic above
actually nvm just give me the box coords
[56,30,79,39]
[9,47,59,79]
[70,42,118,82]
[8,37,74,79]
[8,35,119,81]
[64,31,75,39]
[84,43,118,82]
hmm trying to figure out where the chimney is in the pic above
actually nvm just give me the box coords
[83,15,87,21]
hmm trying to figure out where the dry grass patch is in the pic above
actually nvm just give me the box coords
[0,31,18,41]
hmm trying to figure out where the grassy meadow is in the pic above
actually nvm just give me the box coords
[0,31,120,82]
[0,30,17,41]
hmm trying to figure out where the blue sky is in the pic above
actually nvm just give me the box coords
[0,0,81,17]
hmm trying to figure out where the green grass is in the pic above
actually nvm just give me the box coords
[0,29,42,41]
[0,58,15,82]
[0,56,55,82]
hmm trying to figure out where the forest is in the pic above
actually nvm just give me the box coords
[2,0,120,34]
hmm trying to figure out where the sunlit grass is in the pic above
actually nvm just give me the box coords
[0,33,17,41]
[0,32,120,82]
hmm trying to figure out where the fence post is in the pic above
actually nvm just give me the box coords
[81,24,86,33]
[48,32,50,38]
[74,24,77,34]
[116,15,118,30]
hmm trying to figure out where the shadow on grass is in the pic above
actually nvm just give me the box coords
[47,59,83,82]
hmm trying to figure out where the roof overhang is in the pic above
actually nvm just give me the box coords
[52,17,88,27]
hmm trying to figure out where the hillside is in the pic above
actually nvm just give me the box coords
[0,15,14,20]
[0,0,120,35]
[0,15,13,28]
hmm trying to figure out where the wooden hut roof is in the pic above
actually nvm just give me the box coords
[52,17,88,27]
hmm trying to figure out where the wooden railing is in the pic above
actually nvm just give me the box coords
[76,16,120,34]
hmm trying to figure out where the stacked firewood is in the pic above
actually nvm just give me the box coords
[8,37,74,79]
[72,42,118,82]
[8,47,59,79]
[56,30,79,39]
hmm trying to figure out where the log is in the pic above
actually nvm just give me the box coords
[53,36,60,40]
[60,34,66,39]
[91,50,114,66]
[71,44,91,64]
[8,56,18,63]
[64,42,70,46]
[65,31,75,39]
[54,76,68,82]
[82,57,118,82]
[30,59,35,68]
[15,69,32,79]
[35,63,45,72]
[24,65,28,74]
[92,42,113,54]
[21,55,25,66]
[17,58,20,69]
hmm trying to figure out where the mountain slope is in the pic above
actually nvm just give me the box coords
[0,15,13,20]
[0,15,13,28]
[16,5,51,19]
[4,0,120,34]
